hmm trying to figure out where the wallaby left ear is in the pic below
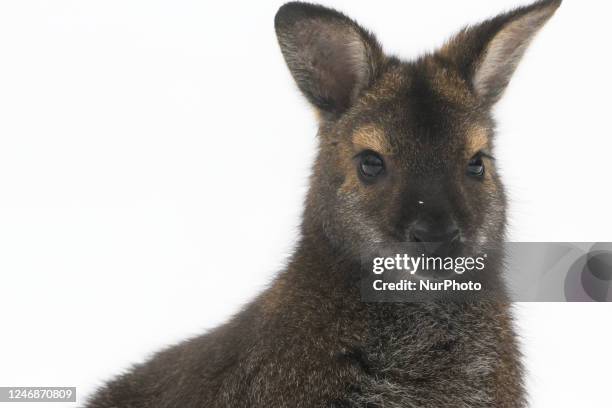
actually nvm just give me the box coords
[275,2,384,118]
[439,0,561,106]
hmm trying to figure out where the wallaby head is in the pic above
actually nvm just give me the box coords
[275,1,560,258]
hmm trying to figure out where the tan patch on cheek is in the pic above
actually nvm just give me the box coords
[482,168,497,191]
[352,125,394,155]
[330,141,359,195]
[339,170,361,195]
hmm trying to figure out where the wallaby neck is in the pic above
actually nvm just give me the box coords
[284,224,363,298]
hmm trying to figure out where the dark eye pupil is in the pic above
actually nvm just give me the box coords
[360,153,384,178]
[467,156,485,177]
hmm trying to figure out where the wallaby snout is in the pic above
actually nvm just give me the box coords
[409,216,460,245]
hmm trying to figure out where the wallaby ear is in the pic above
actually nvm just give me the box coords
[439,0,561,106]
[275,2,384,117]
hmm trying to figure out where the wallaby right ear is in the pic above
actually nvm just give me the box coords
[439,0,561,106]
[275,2,384,118]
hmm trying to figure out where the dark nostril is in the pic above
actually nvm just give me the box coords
[410,228,425,243]
[409,224,460,243]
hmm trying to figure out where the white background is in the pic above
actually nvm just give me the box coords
[0,1,610,407]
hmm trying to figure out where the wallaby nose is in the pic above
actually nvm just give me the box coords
[409,219,460,244]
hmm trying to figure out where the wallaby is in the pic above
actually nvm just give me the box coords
[86,1,561,407]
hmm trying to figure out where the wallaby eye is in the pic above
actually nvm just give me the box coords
[467,154,485,178]
[357,151,384,181]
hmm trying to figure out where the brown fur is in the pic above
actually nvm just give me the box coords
[85,1,561,407]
